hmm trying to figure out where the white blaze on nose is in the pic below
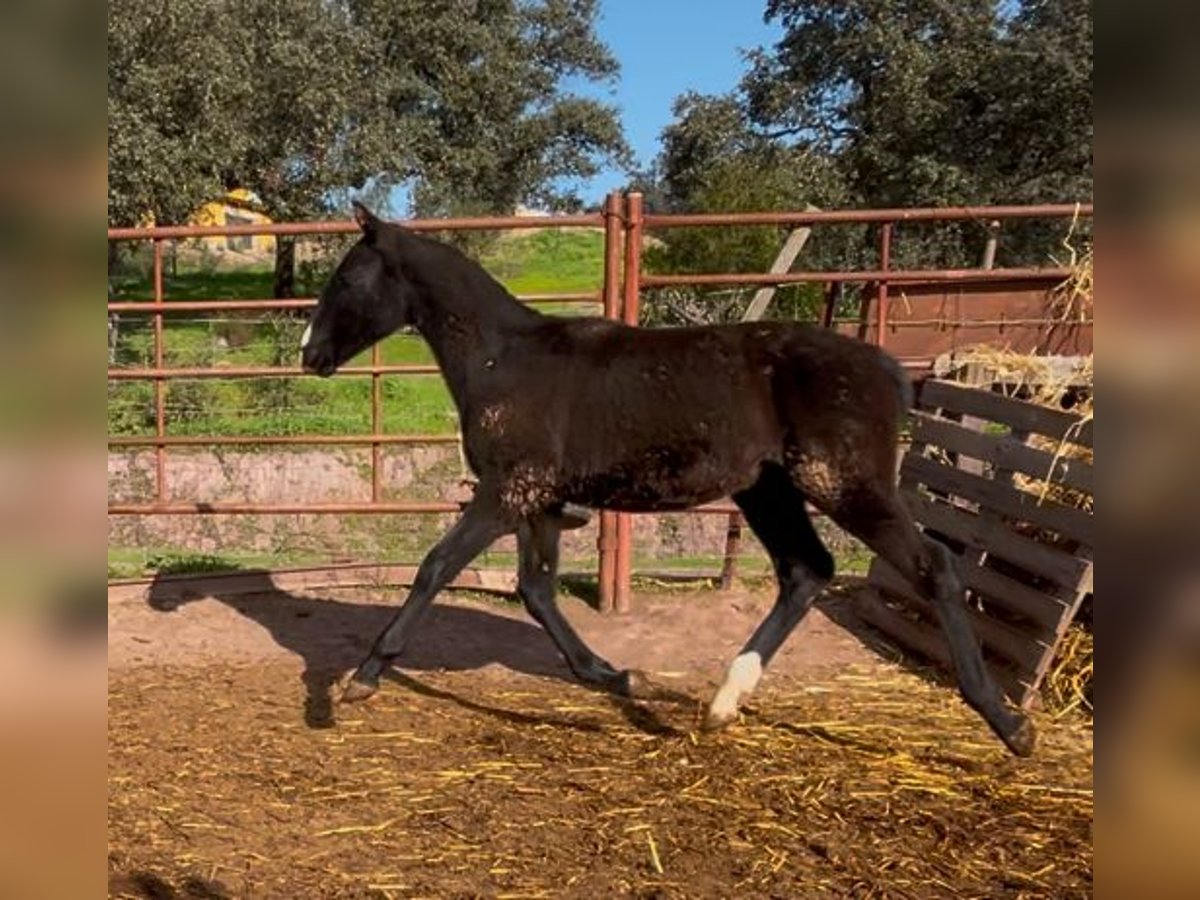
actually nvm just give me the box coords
[708,651,763,722]
[300,323,313,349]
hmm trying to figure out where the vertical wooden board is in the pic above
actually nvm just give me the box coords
[1028,559,1094,694]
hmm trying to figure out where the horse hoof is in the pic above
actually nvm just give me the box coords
[339,677,378,704]
[1003,716,1037,757]
[701,707,737,732]
[619,669,655,699]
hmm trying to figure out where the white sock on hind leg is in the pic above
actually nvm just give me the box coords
[708,651,763,722]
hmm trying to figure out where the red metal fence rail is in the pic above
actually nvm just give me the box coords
[108,195,1092,614]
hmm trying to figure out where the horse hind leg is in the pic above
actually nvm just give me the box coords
[837,490,1035,756]
[518,515,655,699]
[705,466,834,730]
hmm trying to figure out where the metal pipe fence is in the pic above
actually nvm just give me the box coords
[108,195,1092,612]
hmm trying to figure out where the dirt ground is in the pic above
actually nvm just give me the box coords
[108,578,1093,898]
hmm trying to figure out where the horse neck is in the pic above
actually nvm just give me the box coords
[402,243,541,411]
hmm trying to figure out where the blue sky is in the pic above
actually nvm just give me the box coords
[566,1,784,203]
[389,2,782,212]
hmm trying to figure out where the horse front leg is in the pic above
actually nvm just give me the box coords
[342,495,511,702]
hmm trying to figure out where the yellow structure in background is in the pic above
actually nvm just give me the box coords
[188,188,276,255]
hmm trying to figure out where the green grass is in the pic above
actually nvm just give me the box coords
[111,228,605,301]
[109,321,456,437]
[480,229,604,295]
[108,545,871,584]
[108,548,272,579]
[112,268,276,301]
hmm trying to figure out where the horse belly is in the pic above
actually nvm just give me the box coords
[561,364,779,510]
[564,437,767,512]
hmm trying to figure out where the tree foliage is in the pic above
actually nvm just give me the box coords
[639,93,855,325]
[108,0,628,229]
[641,0,1092,297]
[744,0,1092,211]
[108,0,249,228]
[349,0,628,218]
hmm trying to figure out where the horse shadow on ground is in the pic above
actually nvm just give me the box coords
[109,870,231,900]
[144,570,690,736]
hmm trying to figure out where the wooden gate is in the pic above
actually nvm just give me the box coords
[857,378,1094,707]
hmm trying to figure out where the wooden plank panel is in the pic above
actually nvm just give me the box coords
[961,562,1072,632]
[920,379,1093,447]
[854,589,1030,706]
[902,491,1091,589]
[868,561,1050,672]
[868,528,1070,632]
[912,411,1093,495]
[856,586,952,667]
[902,454,1095,548]
[863,379,1092,711]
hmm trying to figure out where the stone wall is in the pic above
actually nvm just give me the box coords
[109,448,856,570]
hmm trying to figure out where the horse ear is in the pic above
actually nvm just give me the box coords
[352,201,380,239]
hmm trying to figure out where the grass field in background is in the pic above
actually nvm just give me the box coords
[107,545,869,584]
[108,229,606,438]
[480,228,605,294]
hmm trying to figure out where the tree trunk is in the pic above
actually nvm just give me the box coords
[273,236,296,299]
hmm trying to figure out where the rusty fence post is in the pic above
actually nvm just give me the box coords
[612,192,643,614]
[717,514,743,591]
[152,239,167,503]
[597,190,625,613]
[371,343,383,503]
[876,222,892,347]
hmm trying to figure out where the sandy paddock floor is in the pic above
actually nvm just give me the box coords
[108,579,1092,898]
